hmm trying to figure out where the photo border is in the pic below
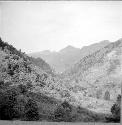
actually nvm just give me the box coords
[0,0,121,124]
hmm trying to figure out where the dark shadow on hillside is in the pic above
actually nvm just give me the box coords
[0,85,120,123]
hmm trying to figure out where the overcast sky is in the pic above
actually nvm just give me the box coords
[0,1,122,53]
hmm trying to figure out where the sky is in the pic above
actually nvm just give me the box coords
[0,1,122,53]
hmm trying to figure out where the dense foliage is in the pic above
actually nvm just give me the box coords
[0,83,39,120]
[104,91,110,100]
[111,94,121,121]
[54,101,72,122]
[105,94,121,122]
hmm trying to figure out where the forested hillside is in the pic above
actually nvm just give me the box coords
[60,39,122,116]
[0,38,121,122]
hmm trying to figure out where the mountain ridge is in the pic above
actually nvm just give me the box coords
[61,38,122,104]
[0,37,121,122]
[28,40,110,73]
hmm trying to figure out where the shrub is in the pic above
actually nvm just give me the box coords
[26,82,33,90]
[0,101,18,120]
[60,90,70,98]
[104,91,110,100]
[106,94,121,122]
[0,80,4,88]
[0,87,20,120]
[13,95,28,119]
[54,101,72,122]
[111,95,121,121]
[96,89,102,99]
[25,99,39,121]
[18,84,28,94]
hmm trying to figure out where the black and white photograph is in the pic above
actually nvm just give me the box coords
[0,1,121,124]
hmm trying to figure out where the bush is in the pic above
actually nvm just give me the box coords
[18,84,28,94]
[106,94,121,122]
[104,91,110,100]
[60,90,70,98]
[0,80,4,88]
[0,87,20,120]
[0,102,18,120]
[13,95,28,119]
[54,101,72,122]
[25,99,39,121]
[0,85,40,121]
[96,89,102,99]
[111,95,121,120]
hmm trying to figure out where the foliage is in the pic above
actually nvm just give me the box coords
[54,101,72,122]
[13,95,28,119]
[111,95,121,121]
[0,38,25,59]
[0,80,4,88]
[0,85,40,121]
[105,94,121,122]
[0,37,121,122]
[18,84,28,94]
[96,89,102,99]
[0,87,20,120]
[25,98,39,121]
[60,90,70,98]
[29,57,53,75]
[104,91,110,100]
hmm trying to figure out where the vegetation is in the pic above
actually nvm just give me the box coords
[104,91,110,100]
[54,101,72,122]
[25,99,39,121]
[0,83,39,120]
[0,37,121,122]
[96,89,102,99]
[105,94,121,122]
[111,94,121,121]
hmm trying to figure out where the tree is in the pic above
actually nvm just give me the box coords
[96,89,102,99]
[13,95,28,119]
[111,95,121,121]
[54,101,72,122]
[106,94,121,122]
[0,80,4,88]
[104,91,110,100]
[0,87,20,120]
[18,84,28,94]
[25,99,39,121]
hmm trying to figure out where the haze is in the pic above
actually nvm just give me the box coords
[0,1,122,53]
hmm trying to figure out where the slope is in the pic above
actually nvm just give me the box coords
[0,37,120,122]
[61,39,122,114]
[28,40,109,73]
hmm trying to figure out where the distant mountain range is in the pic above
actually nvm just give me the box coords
[28,40,110,73]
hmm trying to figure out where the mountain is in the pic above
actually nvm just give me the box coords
[61,39,122,113]
[28,57,54,75]
[29,45,81,73]
[0,37,120,122]
[0,37,74,121]
[59,45,79,53]
[28,41,110,73]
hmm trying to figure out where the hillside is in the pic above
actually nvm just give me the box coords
[28,41,109,73]
[0,38,121,122]
[60,39,122,114]
[0,38,66,121]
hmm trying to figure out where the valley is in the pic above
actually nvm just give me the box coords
[0,38,121,122]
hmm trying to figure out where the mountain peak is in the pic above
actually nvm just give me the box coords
[59,45,79,53]
[66,45,75,49]
[40,50,51,55]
